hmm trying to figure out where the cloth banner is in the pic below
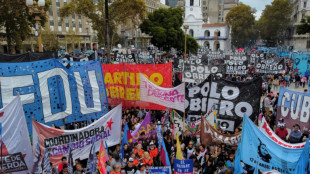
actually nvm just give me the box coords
[239,116,305,174]
[131,112,152,143]
[140,74,185,112]
[137,51,155,63]
[102,63,172,110]
[186,75,262,128]
[0,52,57,62]
[0,59,109,134]
[200,115,241,146]
[225,53,249,74]
[173,111,185,138]
[173,159,193,174]
[32,104,122,167]
[256,58,285,74]
[0,96,33,173]
[114,53,135,63]
[277,87,310,132]
[182,63,225,84]
[148,166,171,174]
[260,117,305,148]
[293,54,310,74]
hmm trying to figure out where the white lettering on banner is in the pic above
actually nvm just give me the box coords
[74,71,102,115]
[0,75,35,105]
[280,92,310,123]
[188,82,253,117]
[38,68,72,122]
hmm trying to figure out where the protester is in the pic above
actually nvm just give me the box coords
[58,157,69,172]
[275,124,288,141]
[288,124,302,143]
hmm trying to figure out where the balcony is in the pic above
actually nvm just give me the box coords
[195,36,228,40]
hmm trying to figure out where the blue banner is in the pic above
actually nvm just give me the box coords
[173,159,193,174]
[148,166,171,174]
[293,54,310,75]
[239,116,305,174]
[0,59,109,133]
[276,87,310,132]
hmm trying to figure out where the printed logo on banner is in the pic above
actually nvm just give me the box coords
[255,58,285,74]
[186,75,262,129]
[225,54,249,74]
[148,166,171,174]
[183,64,225,84]
[0,153,28,173]
[0,59,109,134]
[276,87,310,131]
[216,118,235,132]
[293,54,310,74]
[114,53,135,63]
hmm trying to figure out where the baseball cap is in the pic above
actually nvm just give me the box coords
[150,142,154,145]
[129,158,134,162]
[279,118,283,121]
[138,163,145,168]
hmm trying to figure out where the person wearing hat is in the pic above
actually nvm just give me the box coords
[277,118,286,128]
[275,123,288,141]
[135,163,146,174]
[148,142,158,160]
[124,157,137,174]
[289,124,302,143]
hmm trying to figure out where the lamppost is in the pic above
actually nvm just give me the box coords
[26,0,46,53]
[183,25,189,60]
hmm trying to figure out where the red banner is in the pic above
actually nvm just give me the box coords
[101,63,172,110]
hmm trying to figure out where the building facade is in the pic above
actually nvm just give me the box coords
[183,0,232,51]
[201,0,238,23]
[165,0,178,7]
[285,0,310,51]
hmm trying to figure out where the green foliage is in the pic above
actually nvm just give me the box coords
[140,7,199,52]
[60,0,146,47]
[258,0,293,44]
[0,0,50,53]
[296,16,310,35]
[41,27,59,51]
[226,4,256,48]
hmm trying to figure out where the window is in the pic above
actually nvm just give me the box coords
[79,15,81,19]
[302,13,305,19]
[86,28,89,35]
[56,1,60,7]
[190,0,194,6]
[57,8,60,16]
[50,20,54,26]
[49,6,53,16]
[189,29,194,37]
[72,13,75,19]
[203,0,206,5]
[58,26,62,32]
[50,26,54,31]
[304,2,307,8]
[79,28,82,32]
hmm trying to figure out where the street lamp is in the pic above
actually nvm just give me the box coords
[26,0,46,53]
[183,25,189,60]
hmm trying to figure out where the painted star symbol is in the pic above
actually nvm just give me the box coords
[106,118,114,130]
[295,67,299,72]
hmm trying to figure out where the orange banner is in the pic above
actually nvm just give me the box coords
[101,63,172,110]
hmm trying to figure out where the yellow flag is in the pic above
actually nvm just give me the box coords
[176,133,184,160]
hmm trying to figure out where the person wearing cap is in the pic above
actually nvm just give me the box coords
[141,151,153,166]
[135,163,146,174]
[275,123,288,141]
[148,142,158,160]
[289,124,302,143]
[124,157,137,174]
[129,152,139,166]
[277,118,286,128]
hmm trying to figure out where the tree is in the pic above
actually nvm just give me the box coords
[258,0,293,45]
[296,16,310,49]
[41,27,59,51]
[226,4,256,48]
[0,0,50,53]
[140,7,199,53]
[64,29,82,52]
[60,0,146,54]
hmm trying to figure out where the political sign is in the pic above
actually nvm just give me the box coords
[239,116,305,174]
[0,59,109,134]
[32,104,122,167]
[102,63,172,110]
[114,53,135,63]
[138,51,155,63]
[148,166,171,174]
[256,58,285,74]
[173,159,193,174]
[183,64,225,84]
[293,54,310,74]
[225,54,249,74]
[173,111,185,138]
[186,75,262,128]
[277,87,310,132]
[0,96,34,173]
[140,74,185,112]
[131,112,152,143]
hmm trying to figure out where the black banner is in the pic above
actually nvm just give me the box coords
[0,52,58,62]
[255,58,285,74]
[114,53,135,63]
[0,152,28,173]
[186,75,262,128]
[225,54,249,74]
[183,63,225,84]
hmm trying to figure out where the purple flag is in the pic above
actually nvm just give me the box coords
[131,112,152,143]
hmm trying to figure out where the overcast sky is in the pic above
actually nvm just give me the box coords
[159,0,272,20]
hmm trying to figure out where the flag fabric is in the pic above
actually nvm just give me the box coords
[33,136,42,173]
[86,139,97,173]
[42,148,52,174]
[160,137,171,166]
[156,125,163,152]
[213,105,217,129]
[176,133,184,160]
[131,111,152,143]
[105,141,109,158]
[98,140,108,174]
[120,122,130,161]
[293,138,309,174]
[67,137,73,174]
[233,146,243,174]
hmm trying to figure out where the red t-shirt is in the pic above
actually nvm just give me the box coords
[58,162,68,172]
[276,128,288,139]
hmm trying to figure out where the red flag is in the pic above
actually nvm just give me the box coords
[98,140,108,174]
